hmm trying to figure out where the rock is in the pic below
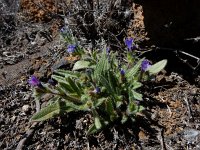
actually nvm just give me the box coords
[22,104,30,113]
[182,129,200,142]
[2,51,11,56]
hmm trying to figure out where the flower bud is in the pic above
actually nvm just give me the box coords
[125,37,134,51]
[93,87,101,94]
[28,75,40,87]
[141,59,151,72]
[120,68,125,76]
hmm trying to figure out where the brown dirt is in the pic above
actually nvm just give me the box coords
[20,0,63,22]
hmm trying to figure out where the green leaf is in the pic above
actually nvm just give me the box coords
[116,96,123,108]
[108,71,119,94]
[132,90,143,100]
[59,82,74,93]
[62,94,82,105]
[33,88,45,99]
[93,50,109,81]
[46,96,60,105]
[147,59,167,75]
[94,117,102,129]
[41,83,54,93]
[116,101,122,108]
[126,58,144,79]
[31,100,72,121]
[72,60,91,70]
[67,77,82,96]
[63,100,89,111]
[137,105,144,112]
[127,52,134,64]
[94,97,107,107]
[55,69,80,78]
[105,100,117,121]
[121,114,128,124]
[52,75,67,84]
[127,101,136,114]
[87,124,98,135]
[99,75,116,98]
[55,85,82,104]
[55,85,67,95]
[81,94,91,103]
[132,81,143,90]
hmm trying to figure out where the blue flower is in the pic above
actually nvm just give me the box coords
[141,59,151,71]
[120,68,125,75]
[67,44,76,54]
[28,75,40,86]
[125,37,134,51]
[60,27,67,33]
[94,87,101,94]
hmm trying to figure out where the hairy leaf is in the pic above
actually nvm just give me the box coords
[132,81,143,90]
[52,75,67,84]
[72,60,91,70]
[99,75,116,98]
[94,116,102,129]
[59,82,74,93]
[55,69,80,78]
[121,114,128,124]
[105,100,117,121]
[31,100,72,121]
[93,50,109,81]
[94,97,107,107]
[132,90,143,100]
[108,71,119,94]
[67,77,82,96]
[126,58,144,79]
[147,59,167,75]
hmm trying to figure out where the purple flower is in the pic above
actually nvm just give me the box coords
[120,68,125,75]
[125,37,134,51]
[28,75,40,86]
[141,59,151,71]
[60,28,65,33]
[106,47,110,54]
[67,44,76,54]
[60,27,67,33]
[93,87,101,94]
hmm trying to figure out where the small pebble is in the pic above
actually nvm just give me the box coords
[182,128,200,142]
[11,115,16,121]
[22,105,30,112]
[2,51,11,56]
[190,88,197,95]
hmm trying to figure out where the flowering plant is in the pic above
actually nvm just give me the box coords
[30,36,167,134]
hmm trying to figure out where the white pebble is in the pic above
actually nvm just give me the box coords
[22,105,30,112]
